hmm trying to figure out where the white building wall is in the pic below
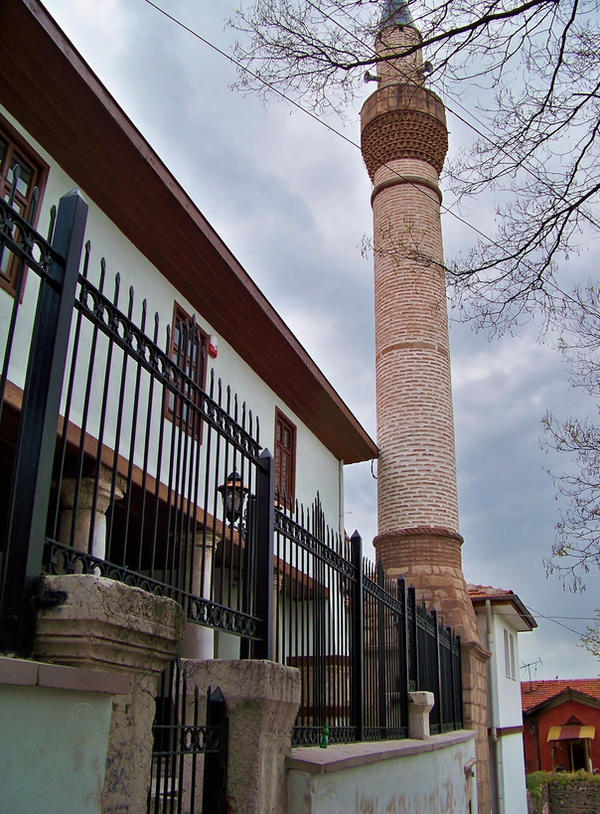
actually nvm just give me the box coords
[0,105,343,530]
[474,603,528,814]
[492,613,524,726]
[499,732,528,814]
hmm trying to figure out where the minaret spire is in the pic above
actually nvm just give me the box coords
[361,5,491,811]
[380,0,414,27]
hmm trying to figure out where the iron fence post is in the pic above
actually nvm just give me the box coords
[408,586,418,690]
[253,448,274,660]
[456,634,463,728]
[397,576,409,734]
[350,530,364,741]
[446,625,456,729]
[377,560,387,732]
[433,609,443,731]
[202,686,228,814]
[0,189,87,655]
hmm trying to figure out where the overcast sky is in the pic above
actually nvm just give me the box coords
[38,0,600,681]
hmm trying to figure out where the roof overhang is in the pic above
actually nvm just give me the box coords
[0,0,378,465]
[470,592,537,631]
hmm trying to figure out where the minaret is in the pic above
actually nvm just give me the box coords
[360,3,490,810]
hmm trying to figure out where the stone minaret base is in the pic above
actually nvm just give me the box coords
[375,526,491,812]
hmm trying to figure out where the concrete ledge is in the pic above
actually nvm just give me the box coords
[287,729,475,774]
[0,655,129,694]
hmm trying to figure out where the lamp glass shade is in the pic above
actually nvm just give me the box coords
[218,472,249,524]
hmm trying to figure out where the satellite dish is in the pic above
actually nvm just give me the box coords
[364,71,379,84]
[422,61,434,75]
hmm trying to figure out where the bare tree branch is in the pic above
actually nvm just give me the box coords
[228,0,600,601]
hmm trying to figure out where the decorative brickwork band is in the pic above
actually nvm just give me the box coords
[377,339,450,360]
[361,86,448,180]
[374,526,464,572]
[377,525,464,543]
[362,109,448,178]
[371,174,443,206]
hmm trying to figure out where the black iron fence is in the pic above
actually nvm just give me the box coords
[0,183,272,656]
[0,184,462,750]
[0,185,87,653]
[42,244,268,649]
[148,658,228,814]
[274,497,463,745]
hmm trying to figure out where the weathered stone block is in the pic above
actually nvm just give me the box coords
[34,574,185,814]
[183,658,301,814]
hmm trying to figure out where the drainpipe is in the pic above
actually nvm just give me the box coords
[338,459,345,538]
[486,599,505,814]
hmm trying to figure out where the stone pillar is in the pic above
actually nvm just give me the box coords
[59,465,125,559]
[181,532,215,660]
[183,658,300,814]
[408,690,434,739]
[33,573,185,814]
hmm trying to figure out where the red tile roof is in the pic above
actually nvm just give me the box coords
[468,584,514,600]
[522,679,600,712]
[468,584,537,630]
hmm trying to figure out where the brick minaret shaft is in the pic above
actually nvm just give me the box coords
[361,12,491,812]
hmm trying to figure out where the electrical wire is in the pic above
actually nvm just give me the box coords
[141,0,600,326]
[140,0,508,248]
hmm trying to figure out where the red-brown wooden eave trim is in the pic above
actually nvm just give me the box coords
[0,0,378,465]
[1,381,231,540]
[274,557,327,601]
[3,382,329,595]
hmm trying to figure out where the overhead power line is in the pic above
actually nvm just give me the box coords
[141,0,600,325]
[141,0,504,247]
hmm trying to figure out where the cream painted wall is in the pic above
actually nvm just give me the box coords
[287,733,477,814]
[0,105,343,531]
[0,684,112,814]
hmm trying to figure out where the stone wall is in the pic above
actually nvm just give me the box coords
[527,778,600,814]
[548,780,600,813]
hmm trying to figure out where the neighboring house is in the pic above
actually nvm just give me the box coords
[470,585,537,814]
[522,679,600,773]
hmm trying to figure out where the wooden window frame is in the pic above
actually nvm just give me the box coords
[164,302,208,440]
[504,629,516,680]
[0,113,49,298]
[274,408,297,502]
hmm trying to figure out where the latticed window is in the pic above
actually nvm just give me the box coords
[274,408,296,501]
[165,302,207,436]
[0,116,48,296]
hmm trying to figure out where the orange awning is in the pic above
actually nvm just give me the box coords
[547,725,595,742]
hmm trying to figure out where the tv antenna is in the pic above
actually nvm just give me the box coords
[521,658,543,683]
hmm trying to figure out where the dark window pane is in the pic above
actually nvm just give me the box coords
[7,156,33,198]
